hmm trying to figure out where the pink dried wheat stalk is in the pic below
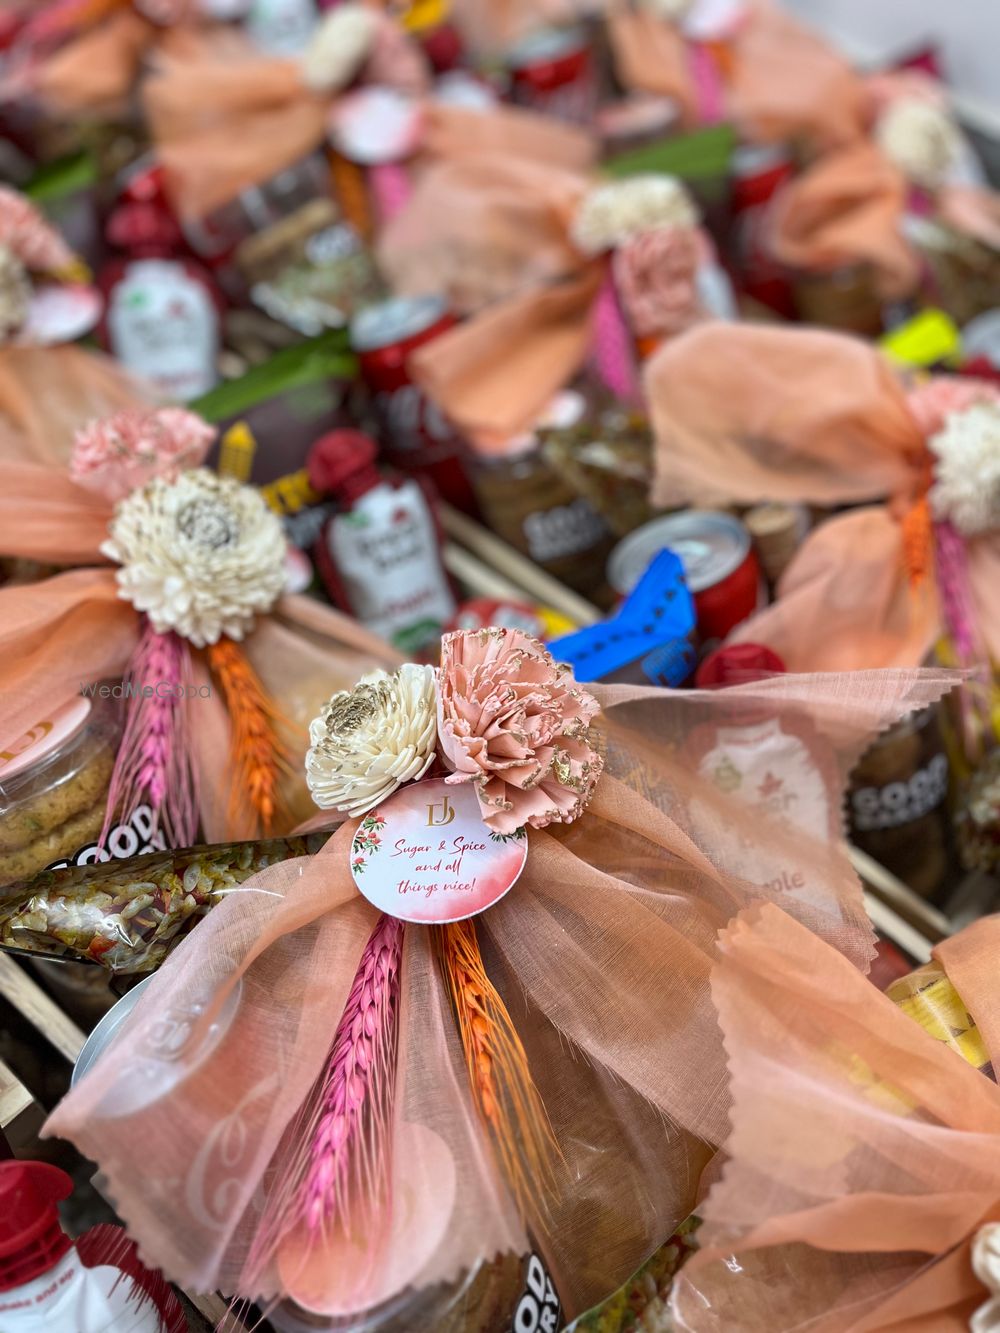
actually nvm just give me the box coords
[244,914,404,1295]
[301,912,403,1231]
[100,617,200,849]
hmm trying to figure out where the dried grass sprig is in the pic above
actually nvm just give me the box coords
[206,637,296,838]
[437,918,559,1223]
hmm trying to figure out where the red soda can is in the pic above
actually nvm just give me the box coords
[730,143,797,319]
[608,511,761,644]
[350,294,479,516]
[506,26,597,127]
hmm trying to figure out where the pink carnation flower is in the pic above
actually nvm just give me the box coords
[70,407,217,503]
[437,628,603,835]
[906,377,1000,438]
[613,224,706,340]
[0,186,76,277]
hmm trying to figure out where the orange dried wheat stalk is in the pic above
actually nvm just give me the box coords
[206,637,296,838]
[437,919,559,1221]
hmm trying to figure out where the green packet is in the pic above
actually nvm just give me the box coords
[0,834,331,975]
[566,1218,701,1333]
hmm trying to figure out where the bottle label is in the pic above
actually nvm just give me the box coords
[0,1250,162,1331]
[107,259,218,401]
[850,754,949,832]
[522,498,609,565]
[327,479,456,649]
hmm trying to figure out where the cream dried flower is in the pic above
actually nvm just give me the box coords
[306,665,438,817]
[300,3,378,94]
[102,468,287,647]
[0,244,30,341]
[571,174,699,255]
[876,98,961,190]
[928,402,1000,537]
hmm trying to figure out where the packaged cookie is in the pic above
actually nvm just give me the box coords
[0,694,128,890]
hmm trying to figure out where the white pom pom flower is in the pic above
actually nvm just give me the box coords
[928,402,1000,537]
[876,98,961,190]
[300,3,378,95]
[571,174,699,255]
[306,665,438,817]
[102,468,288,647]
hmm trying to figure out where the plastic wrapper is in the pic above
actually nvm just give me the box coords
[539,401,655,539]
[0,835,330,974]
[887,958,994,1077]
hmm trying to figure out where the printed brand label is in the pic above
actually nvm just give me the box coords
[327,478,456,647]
[375,382,461,459]
[46,804,167,872]
[512,1253,562,1333]
[0,1250,162,1330]
[349,778,527,924]
[850,754,949,832]
[107,259,218,401]
[686,720,832,899]
[523,498,609,565]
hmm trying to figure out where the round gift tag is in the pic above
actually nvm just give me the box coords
[349,777,527,924]
[328,87,424,165]
[21,283,102,345]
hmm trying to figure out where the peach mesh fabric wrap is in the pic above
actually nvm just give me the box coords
[47,669,953,1316]
[32,8,154,117]
[671,904,1000,1332]
[609,1,867,149]
[377,154,589,316]
[0,346,157,467]
[143,29,328,222]
[646,323,1000,670]
[769,141,920,300]
[0,460,400,840]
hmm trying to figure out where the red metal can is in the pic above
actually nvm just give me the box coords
[608,511,761,643]
[730,143,796,319]
[695,642,786,688]
[350,294,479,515]
[506,26,597,127]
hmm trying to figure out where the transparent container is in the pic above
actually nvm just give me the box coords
[0,695,120,889]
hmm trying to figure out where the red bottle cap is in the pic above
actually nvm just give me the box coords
[106,201,182,253]
[308,429,382,505]
[695,642,786,688]
[0,1161,73,1293]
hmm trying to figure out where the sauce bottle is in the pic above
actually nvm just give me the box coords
[309,429,456,654]
[99,197,223,402]
[0,1159,184,1331]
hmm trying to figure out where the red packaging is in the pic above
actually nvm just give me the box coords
[448,598,545,639]
[608,511,761,643]
[99,199,224,402]
[730,143,796,319]
[351,294,479,514]
[506,26,597,126]
[696,642,786,688]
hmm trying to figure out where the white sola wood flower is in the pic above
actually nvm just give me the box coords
[929,403,1000,537]
[300,3,378,94]
[306,665,438,817]
[876,98,961,189]
[102,468,287,646]
[571,174,698,255]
